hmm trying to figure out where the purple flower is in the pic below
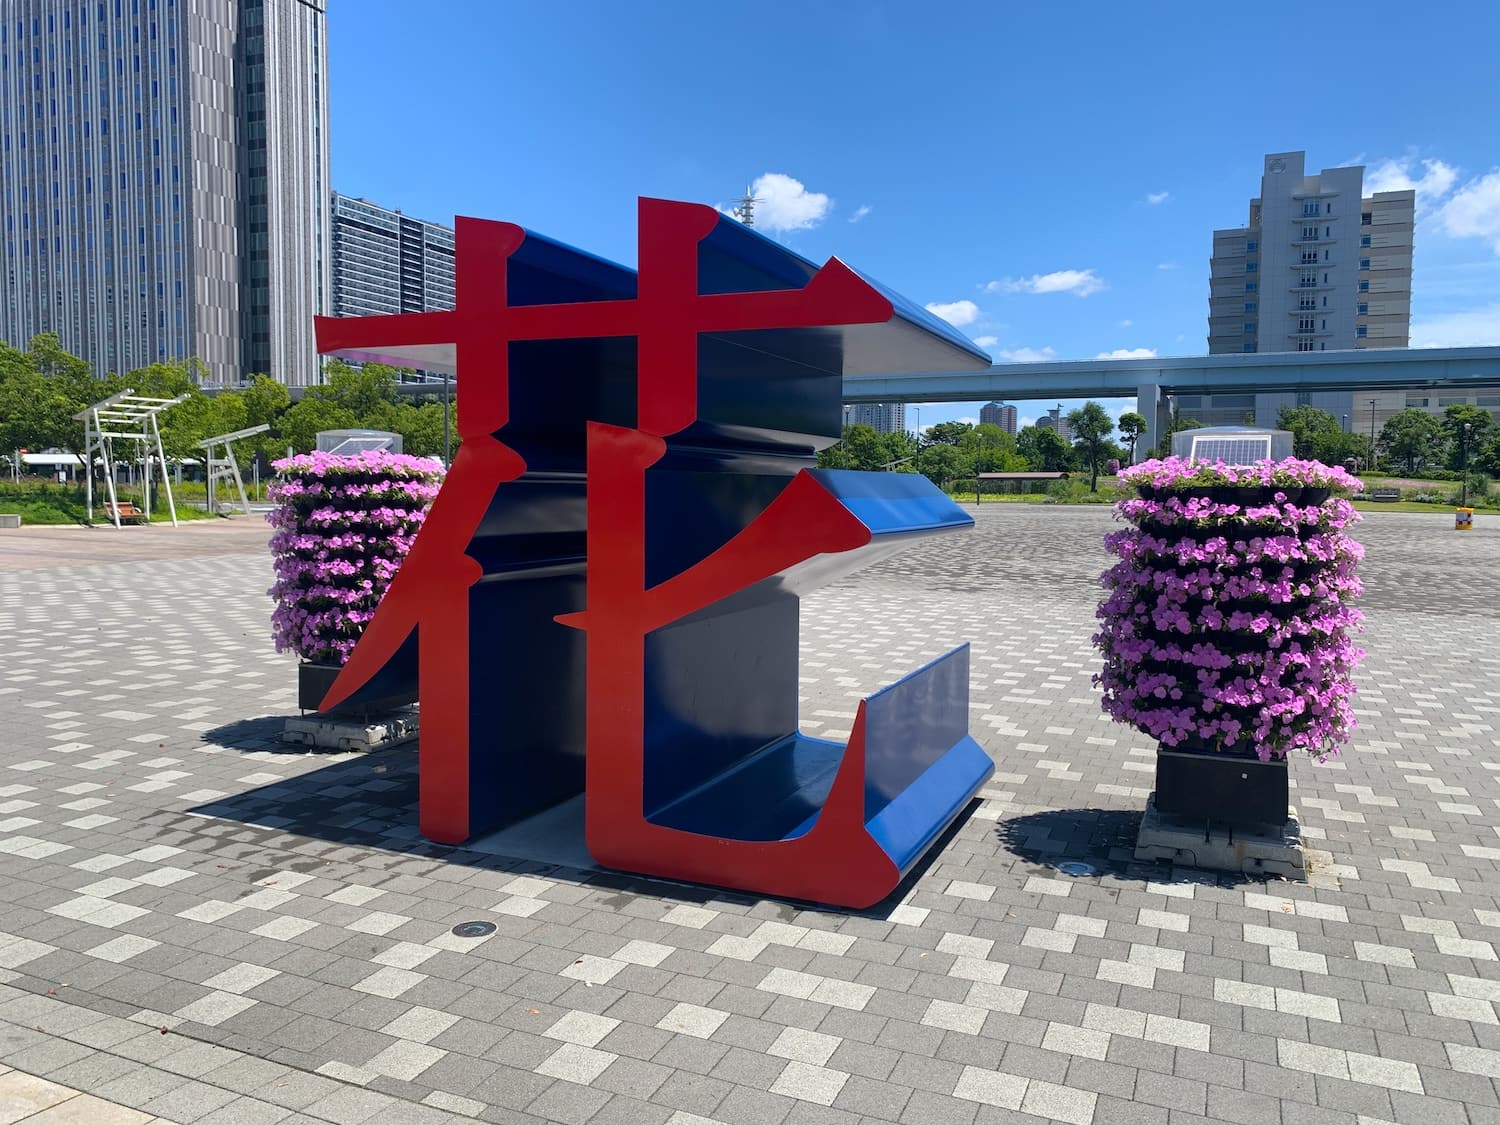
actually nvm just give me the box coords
[265,452,445,665]
[1095,456,1365,761]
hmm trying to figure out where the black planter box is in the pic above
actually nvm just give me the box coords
[1155,745,1288,834]
[298,662,417,716]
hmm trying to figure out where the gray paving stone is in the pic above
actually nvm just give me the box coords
[5,505,1500,1125]
[194,1097,295,1125]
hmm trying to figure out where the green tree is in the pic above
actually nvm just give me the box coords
[279,398,359,454]
[924,420,973,446]
[1099,437,1128,468]
[878,429,918,471]
[369,399,455,459]
[1442,404,1495,472]
[243,374,291,428]
[236,374,294,463]
[309,360,400,417]
[917,441,966,487]
[1477,432,1500,479]
[1017,425,1071,472]
[1276,405,1343,461]
[0,336,95,459]
[1065,401,1115,491]
[960,423,1020,473]
[29,333,92,382]
[1378,408,1446,475]
[844,422,893,470]
[1117,411,1148,465]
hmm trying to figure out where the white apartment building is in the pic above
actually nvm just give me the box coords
[1198,153,1415,430]
[846,403,906,434]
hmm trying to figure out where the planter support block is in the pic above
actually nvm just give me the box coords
[282,709,418,753]
[1135,795,1306,879]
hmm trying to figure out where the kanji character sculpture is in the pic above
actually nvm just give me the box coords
[312,198,994,907]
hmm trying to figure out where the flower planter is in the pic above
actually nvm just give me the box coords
[1097,455,1365,773]
[1154,743,1288,834]
[268,451,444,705]
[298,662,342,711]
[298,661,418,715]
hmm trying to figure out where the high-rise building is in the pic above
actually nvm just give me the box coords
[1209,152,1413,357]
[980,401,1016,434]
[846,402,906,434]
[0,0,330,386]
[331,194,455,321]
[1199,152,1414,428]
[1034,405,1071,443]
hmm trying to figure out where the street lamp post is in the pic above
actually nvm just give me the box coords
[1368,399,1377,471]
[443,373,452,467]
[1461,421,1473,508]
[842,404,851,468]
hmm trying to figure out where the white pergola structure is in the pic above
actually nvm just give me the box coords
[74,389,188,528]
[198,423,270,516]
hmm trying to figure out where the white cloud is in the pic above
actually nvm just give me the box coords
[1118,319,1133,327]
[1409,302,1500,348]
[957,416,978,426]
[849,204,872,223]
[993,346,1057,363]
[986,270,1106,297]
[1437,170,1500,254]
[1365,156,1459,204]
[723,173,832,234]
[1019,416,1037,429]
[924,299,980,327]
[1095,347,1158,360]
[1156,262,1177,271]
[972,335,999,348]
[1146,191,1171,205]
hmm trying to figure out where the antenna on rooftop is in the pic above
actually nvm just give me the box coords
[731,184,760,227]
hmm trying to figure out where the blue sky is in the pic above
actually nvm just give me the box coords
[329,2,1500,431]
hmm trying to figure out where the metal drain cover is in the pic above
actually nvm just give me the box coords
[451,921,497,938]
[1058,862,1097,877]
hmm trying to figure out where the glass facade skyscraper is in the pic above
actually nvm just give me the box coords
[0,0,329,386]
[331,192,454,320]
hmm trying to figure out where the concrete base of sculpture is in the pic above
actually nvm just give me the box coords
[282,709,418,753]
[1134,795,1306,879]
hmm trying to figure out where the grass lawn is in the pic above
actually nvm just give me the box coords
[1351,499,1486,515]
[0,482,218,525]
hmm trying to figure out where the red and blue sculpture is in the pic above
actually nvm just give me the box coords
[312,198,994,908]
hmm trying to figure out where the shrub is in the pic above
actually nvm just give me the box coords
[266,450,444,665]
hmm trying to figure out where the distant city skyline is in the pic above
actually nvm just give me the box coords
[5,1,1499,426]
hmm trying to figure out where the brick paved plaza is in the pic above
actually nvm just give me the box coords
[0,506,1497,1125]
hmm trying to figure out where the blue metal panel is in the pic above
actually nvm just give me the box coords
[809,469,976,536]
[697,214,991,374]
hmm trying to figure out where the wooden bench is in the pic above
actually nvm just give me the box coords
[1370,487,1401,502]
[102,501,148,524]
